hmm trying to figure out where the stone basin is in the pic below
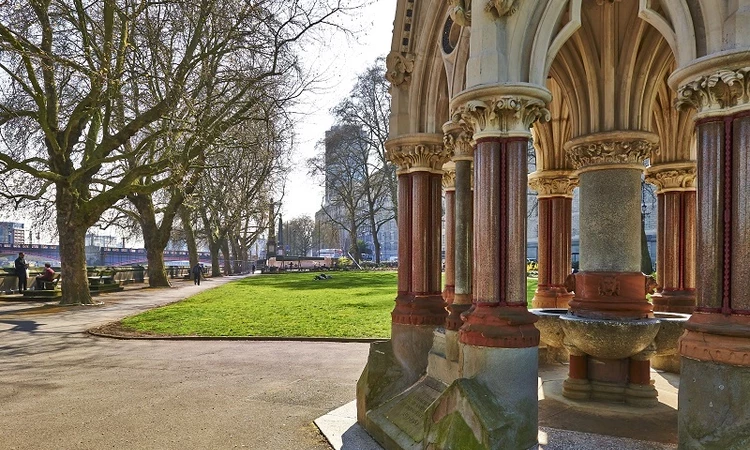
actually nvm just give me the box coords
[530,308,567,348]
[560,314,661,360]
[653,312,690,356]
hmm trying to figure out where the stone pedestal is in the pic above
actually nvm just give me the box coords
[562,131,661,406]
[528,172,577,309]
[646,163,697,313]
[671,68,750,446]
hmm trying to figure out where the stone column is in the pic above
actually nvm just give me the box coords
[385,134,451,380]
[448,85,550,448]
[443,121,474,331]
[561,131,661,406]
[442,163,456,307]
[528,171,577,309]
[644,163,697,313]
[672,64,750,448]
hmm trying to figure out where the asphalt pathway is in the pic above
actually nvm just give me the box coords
[0,275,369,450]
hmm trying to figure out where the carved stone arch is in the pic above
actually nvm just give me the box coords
[532,77,573,171]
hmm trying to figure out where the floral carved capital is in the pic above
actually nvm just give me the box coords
[645,165,697,191]
[385,52,416,88]
[485,0,520,18]
[566,137,658,171]
[442,167,456,190]
[443,120,474,161]
[528,174,578,198]
[456,96,550,139]
[676,67,750,114]
[386,140,451,173]
[448,0,471,26]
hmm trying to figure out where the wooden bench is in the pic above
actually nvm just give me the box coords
[88,269,123,293]
[36,274,61,290]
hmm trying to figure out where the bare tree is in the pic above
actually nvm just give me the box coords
[286,215,315,256]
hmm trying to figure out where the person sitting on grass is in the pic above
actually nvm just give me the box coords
[35,263,56,289]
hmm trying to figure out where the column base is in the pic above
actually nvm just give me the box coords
[445,300,472,331]
[459,304,539,348]
[531,288,573,309]
[442,284,455,305]
[392,293,447,326]
[562,378,658,407]
[568,272,653,320]
[651,290,696,314]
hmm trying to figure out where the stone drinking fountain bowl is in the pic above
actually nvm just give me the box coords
[530,308,569,363]
[530,308,568,348]
[651,311,691,373]
[559,314,661,360]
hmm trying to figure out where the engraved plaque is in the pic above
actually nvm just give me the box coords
[385,383,441,442]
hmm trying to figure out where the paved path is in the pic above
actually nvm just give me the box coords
[0,276,369,450]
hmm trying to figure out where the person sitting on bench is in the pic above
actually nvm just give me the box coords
[35,263,56,289]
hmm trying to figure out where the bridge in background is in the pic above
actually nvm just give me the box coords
[0,243,213,267]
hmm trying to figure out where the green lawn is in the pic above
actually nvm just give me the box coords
[121,272,540,339]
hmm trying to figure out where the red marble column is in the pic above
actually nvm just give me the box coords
[387,136,451,326]
[646,164,697,313]
[528,172,576,309]
[680,113,750,360]
[442,168,456,307]
[459,137,539,348]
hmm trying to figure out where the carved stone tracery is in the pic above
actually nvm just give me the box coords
[448,0,471,27]
[386,138,452,174]
[645,165,697,192]
[385,52,416,88]
[442,167,456,190]
[485,0,520,18]
[456,96,550,139]
[565,134,659,171]
[676,67,750,114]
[528,174,578,198]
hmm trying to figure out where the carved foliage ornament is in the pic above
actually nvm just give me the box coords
[528,176,578,197]
[387,143,452,172]
[448,0,471,27]
[645,167,697,190]
[567,139,657,170]
[443,128,473,160]
[385,52,415,88]
[486,0,520,18]
[676,67,750,113]
[458,96,550,136]
[442,168,456,189]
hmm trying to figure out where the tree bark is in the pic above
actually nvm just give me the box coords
[221,238,232,275]
[210,241,222,277]
[57,190,94,305]
[181,206,199,268]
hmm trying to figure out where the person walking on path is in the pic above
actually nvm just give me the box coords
[14,252,28,292]
[192,263,202,286]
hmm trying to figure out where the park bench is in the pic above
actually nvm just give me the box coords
[37,273,61,291]
[88,268,124,293]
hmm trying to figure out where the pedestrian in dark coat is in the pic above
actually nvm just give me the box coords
[14,252,28,292]
[192,263,202,286]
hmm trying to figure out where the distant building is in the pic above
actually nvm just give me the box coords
[0,222,24,245]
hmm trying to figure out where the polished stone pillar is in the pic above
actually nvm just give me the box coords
[561,131,661,406]
[442,164,456,307]
[645,163,697,313]
[385,134,451,380]
[443,121,474,331]
[673,65,750,448]
[528,171,577,309]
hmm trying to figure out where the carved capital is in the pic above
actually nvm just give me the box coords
[565,132,659,173]
[442,167,456,190]
[485,0,520,18]
[448,0,471,27]
[385,52,415,88]
[386,134,451,174]
[676,67,750,115]
[645,163,697,192]
[528,171,577,198]
[443,120,474,161]
[456,96,550,139]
